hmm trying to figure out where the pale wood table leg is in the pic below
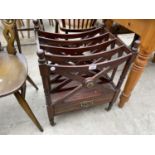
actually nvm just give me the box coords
[118,45,151,108]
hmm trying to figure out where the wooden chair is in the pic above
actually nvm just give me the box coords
[16,19,54,39]
[49,19,54,26]
[34,20,136,126]
[16,20,25,38]
[55,19,98,33]
[16,19,35,39]
[14,21,39,90]
[0,20,43,132]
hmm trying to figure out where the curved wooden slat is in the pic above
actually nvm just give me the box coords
[40,38,117,55]
[60,26,95,33]
[38,25,105,39]
[39,32,109,46]
[45,46,124,63]
[48,54,132,73]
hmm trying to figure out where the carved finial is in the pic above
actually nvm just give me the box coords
[37,49,44,57]
[1,19,16,54]
[37,49,45,63]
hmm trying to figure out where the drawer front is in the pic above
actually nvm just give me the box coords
[54,96,112,115]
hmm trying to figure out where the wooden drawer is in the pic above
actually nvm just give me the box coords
[54,83,115,115]
[54,96,113,115]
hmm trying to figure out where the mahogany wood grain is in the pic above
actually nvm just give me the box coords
[34,20,135,125]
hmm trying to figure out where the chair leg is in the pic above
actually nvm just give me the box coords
[152,53,155,63]
[51,20,54,26]
[55,20,59,33]
[21,82,26,98]
[14,91,43,132]
[16,20,24,38]
[26,19,31,38]
[27,75,39,90]
[20,19,25,26]
[49,19,54,26]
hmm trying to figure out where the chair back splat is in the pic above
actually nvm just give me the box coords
[2,19,24,54]
[55,19,97,33]
[34,20,136,125]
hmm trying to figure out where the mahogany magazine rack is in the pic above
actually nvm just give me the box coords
[34,20,136,126]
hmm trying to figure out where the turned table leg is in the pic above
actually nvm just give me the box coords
[118,45,152,108]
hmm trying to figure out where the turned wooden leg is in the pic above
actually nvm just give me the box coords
[26,19,31,38]
[21,82,26,98]
[47,105,55,126]
[152,53,155,63]
[27,75,39,90]
[118,45,151,108]
[16,20,24,38]
[14,91,43,132]
[106,90,120,111]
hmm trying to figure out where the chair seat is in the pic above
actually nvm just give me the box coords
[0,52,27,97]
